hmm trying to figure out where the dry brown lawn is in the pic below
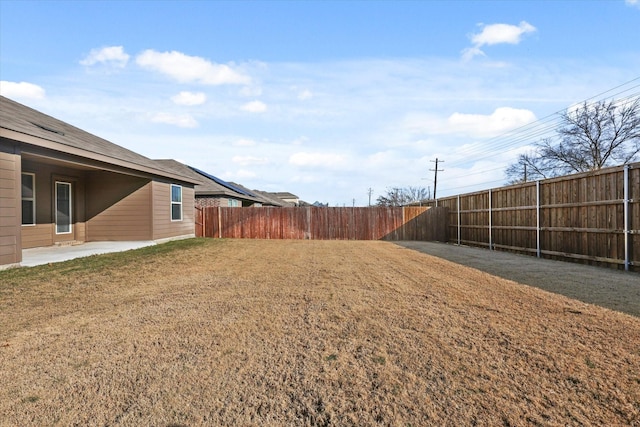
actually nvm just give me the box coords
[1,238,639,426]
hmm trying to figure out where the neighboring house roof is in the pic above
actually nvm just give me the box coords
[189,166,257,198]
[0,96,199,185]
[225,183,291,207]
[272,192,299,200]
[154,159,264,204]
[250,190,296,207]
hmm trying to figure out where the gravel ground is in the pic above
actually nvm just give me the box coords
[396,241,640,317]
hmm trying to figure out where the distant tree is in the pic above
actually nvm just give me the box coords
[376,186,430,206]
[506,97,640,183]
[505,150,553,184]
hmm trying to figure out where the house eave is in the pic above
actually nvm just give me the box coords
[1,127,200,185]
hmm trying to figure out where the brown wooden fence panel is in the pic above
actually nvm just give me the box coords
[195,206,204,237]
[425,162,639,271]
[199,206,448,242]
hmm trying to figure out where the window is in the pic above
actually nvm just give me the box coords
[228,199,240,207]
[21,173,36,225]
[171,184,182,221]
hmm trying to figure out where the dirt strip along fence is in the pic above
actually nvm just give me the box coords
[424,162,640,272]
[195,206,449,241]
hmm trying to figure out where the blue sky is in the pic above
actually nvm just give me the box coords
[1,0,639,205]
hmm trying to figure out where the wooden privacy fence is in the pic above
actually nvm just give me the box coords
[425,162,640,271]
[195,206,449,241]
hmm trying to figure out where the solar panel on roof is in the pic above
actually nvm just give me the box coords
[189,166,257,198]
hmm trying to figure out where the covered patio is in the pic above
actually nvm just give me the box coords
[19,241,156,268]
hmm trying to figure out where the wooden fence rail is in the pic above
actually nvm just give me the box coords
[424,162,639,271]
[195,206,449,242]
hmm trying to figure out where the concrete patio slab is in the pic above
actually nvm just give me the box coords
[20,241,156,267]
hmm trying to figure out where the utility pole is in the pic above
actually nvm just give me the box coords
[524,164,528,183]
[430,158,444,204]
[367,188,373,206]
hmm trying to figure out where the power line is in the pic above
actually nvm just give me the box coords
[443,81,640,170]
[432,80,640,191]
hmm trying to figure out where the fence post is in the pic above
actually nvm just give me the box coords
[488,189,493,250]
[536,180,541,258]
[624,165,630,271]
[457,194,461,245]
[217,207,222,239]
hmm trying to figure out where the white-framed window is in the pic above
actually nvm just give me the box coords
[171,184,182,221]
[55,181,72,234]
[228,199,240,207]
[21,172,36,226]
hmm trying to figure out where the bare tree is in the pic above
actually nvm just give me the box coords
[505,149,554,184]
[506,97,640,183]
[376,186,430,206]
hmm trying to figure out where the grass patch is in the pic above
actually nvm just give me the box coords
[1,239,639,425]
[372,355,386,365]
[0,238,213,287]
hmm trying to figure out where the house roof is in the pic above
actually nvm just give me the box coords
[154,159,264,203]
[271,192,299,200]
[189,166,257,198]
[0,96,200,185]
[226,183,293,207]
[250,190,296,207]
[154,160,297,207]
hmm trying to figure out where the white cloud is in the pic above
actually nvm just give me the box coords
[239,85,263,97]
[463,21,536,60]
[225,169,257,179]
[136,50,250,85]
[149,112,198,128]
[80,46,130,68]
[472,21,536,46]
[292,136,308,146]
[448,107,536,137]
[461,47,486,61]
[289,152,346,168]
[241,100,267,113]
[233,138,257,147]
[298,89,313,100]
[626,0,639,8]
[9,51,634,205]
[0,81,46,100]
[404,107,537,139]
[232,156,269,166]
[171,91,207,106]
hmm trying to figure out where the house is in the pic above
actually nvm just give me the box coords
[250,190,296,207]
[227,183,295,207]
[269,192,301,206]
[0,96,201,268]
[154,159,269,207]
[154,159,297,208]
